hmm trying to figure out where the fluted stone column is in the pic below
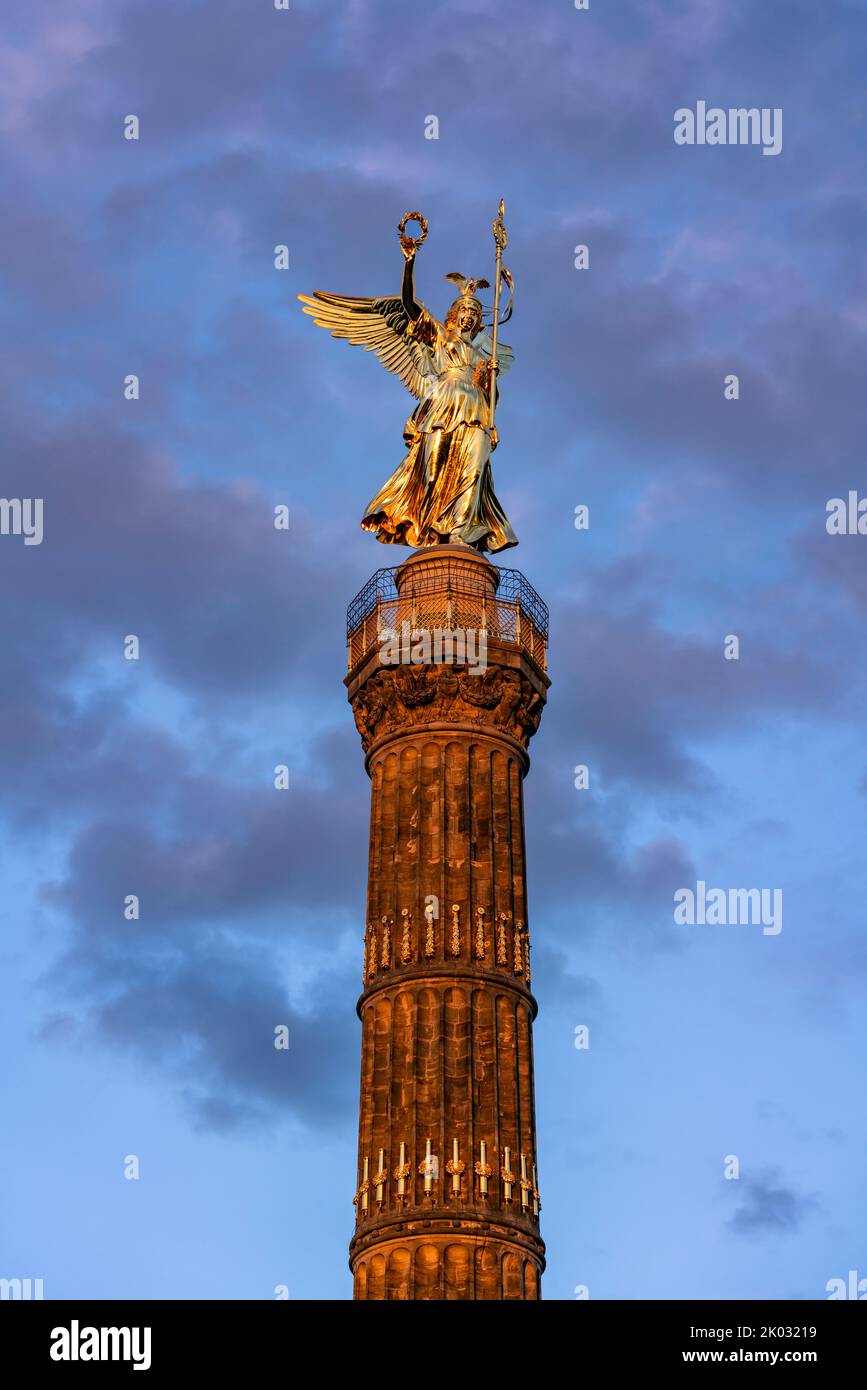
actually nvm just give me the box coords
[346,545,549,1300]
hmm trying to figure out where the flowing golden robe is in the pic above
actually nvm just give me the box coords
[361,307,517,553]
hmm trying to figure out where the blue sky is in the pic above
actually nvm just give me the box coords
[1,0,866,1299]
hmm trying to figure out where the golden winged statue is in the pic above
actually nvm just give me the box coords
[298,209,517,553]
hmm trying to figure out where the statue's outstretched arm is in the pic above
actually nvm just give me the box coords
[400,244,422,322]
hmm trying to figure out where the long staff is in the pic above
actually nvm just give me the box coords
[489,199,507,428]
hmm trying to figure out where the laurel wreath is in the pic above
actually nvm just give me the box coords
[397,210,429,251]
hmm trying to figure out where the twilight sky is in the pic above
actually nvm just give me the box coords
[1,0,866,1300]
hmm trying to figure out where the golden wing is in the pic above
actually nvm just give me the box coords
[297,291,434,400]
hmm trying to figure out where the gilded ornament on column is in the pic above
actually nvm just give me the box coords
[419,1138,437,1199]
[501,1146,515,1204]
[519,1152,531,1212]
[374,1149,388,1206]
[354,1156,370,1217]
[474,1139,492,1198]
[496,912,509,967]
[380,915,392,970]
[474,905,486,960]
[393,1140,411,1201]
[400,907,412,964]
[424,901,436,959]
[446,1153,466,1197]
[513,919,524,975]
[474,1162,492,1190]
[367,926,377,980]
[450,902,461,958]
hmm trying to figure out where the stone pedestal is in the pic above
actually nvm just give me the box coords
[345,545,549,1300]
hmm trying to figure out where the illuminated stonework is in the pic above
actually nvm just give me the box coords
[346,544,549,1300]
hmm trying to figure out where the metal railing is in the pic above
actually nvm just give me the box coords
[347,560,548,672]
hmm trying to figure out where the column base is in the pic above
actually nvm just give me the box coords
[351,1219,545,1300]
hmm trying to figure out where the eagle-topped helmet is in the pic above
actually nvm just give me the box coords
[443,272,490,331]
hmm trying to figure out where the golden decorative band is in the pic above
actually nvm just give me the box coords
[355,1140,540,1217]
[363,899,532,978]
